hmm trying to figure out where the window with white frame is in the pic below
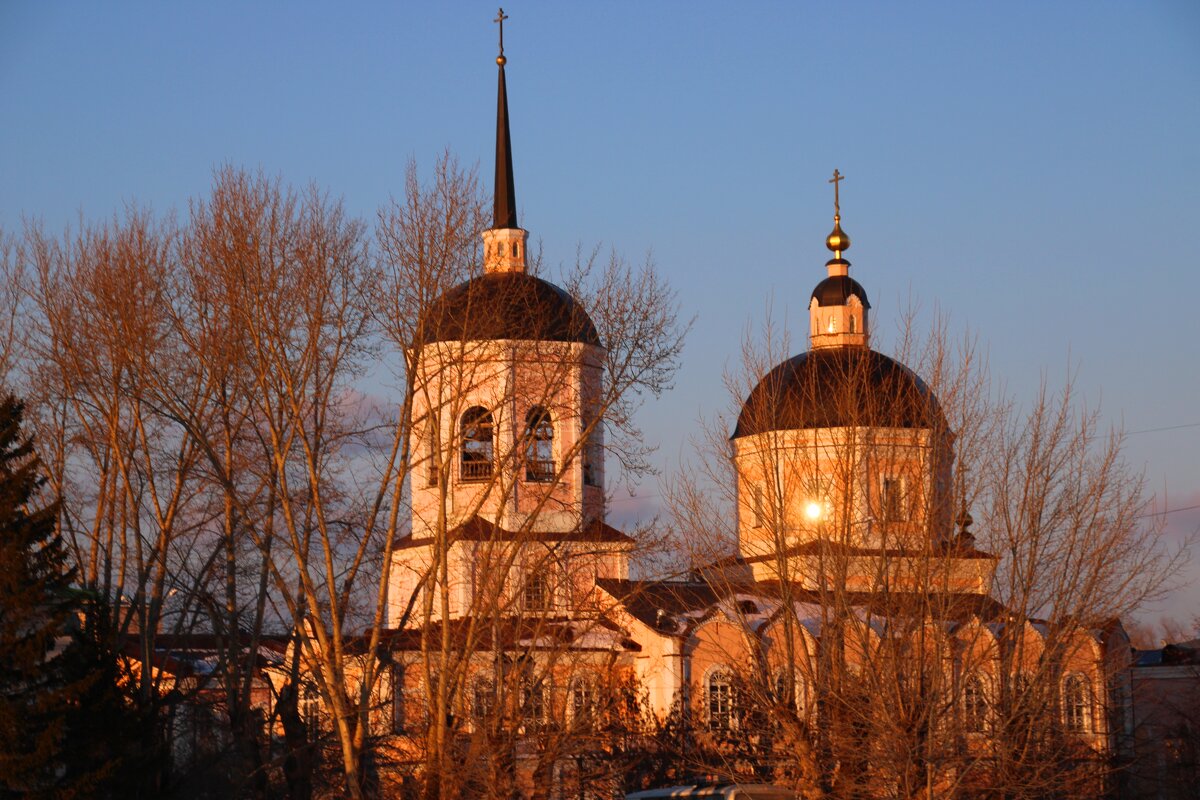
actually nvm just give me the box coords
[303,684,321,740]
[770,668,791,707]
[522,667,547,730]
[770,666,808,716]
[1063,674,1092,733]
[1009,671,1036,720]
[706,667,736,732]
[963,674,988,733]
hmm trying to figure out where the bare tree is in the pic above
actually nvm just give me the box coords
[0,230,22,387]
[11,170,380,796]
[16,207,236,793]
[176,166,390,797]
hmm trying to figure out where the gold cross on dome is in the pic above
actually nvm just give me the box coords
[829,169,845,216]
[494,8,509,57]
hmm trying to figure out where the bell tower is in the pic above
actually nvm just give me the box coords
[401,7,614,535]
[388,10,630,628]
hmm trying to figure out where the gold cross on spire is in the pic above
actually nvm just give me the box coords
[829,169,845,217]
[494,8,509,62]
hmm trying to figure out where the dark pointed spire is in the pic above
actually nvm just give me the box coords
[492,8,518,230]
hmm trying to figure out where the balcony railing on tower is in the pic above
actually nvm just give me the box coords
[461,458,493,482]
[525,458,555,482]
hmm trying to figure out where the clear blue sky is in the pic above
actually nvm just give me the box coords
[3,1,1198,625]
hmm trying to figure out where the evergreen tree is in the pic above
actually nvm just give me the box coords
[57,592,155,800]
[0,394,112,798]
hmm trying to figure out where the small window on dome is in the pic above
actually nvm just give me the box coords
[512,243,518,257]
[849,315,856,333]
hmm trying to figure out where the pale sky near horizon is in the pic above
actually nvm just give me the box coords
[2,1,1198,628]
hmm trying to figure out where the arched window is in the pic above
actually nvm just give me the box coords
[524,406,554,482]
[769,666,810,723]
[770,668,792,707]
[706,667,736,732]
[460,407,493,481]
[849,314,857,333]
[963,674,988,733]
[1063,674,1092,733]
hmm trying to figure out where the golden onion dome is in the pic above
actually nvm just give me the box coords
[826,215,851,254]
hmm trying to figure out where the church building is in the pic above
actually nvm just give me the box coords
[377,19,1125,798]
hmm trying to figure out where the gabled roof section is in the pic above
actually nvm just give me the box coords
[596,579,731,633]
[599,575,1013,633]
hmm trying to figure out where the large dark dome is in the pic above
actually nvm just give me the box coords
[732,348,944,438]
[414,272,601,348]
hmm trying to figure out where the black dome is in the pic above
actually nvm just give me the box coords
[415,272,601,347]
[811,275,870,308]
[732,348,944,438]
